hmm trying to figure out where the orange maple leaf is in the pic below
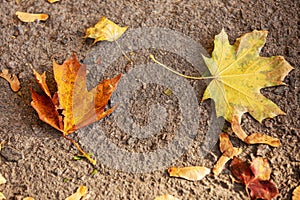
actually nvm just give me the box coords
[31,53,122,164]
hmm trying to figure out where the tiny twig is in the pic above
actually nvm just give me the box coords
[149,54,214,80]
[114,40,133,64]
[63,134,96,165]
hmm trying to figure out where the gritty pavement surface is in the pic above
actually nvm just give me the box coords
[0,0,299,199]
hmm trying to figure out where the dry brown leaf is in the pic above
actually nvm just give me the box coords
[48,0,59,3]
[168,166,210,181]
[212,155,231,175]
[244,133,280,147]
[213,133,242,175]
[230,157,278,200]
[65,186,88,200]
[219,132,234,153]
[84,16,128,43]
[16,11,48,22]
[0,192,5,200]
[0,174,6,185]
[154,194,179,200]
[293,185,300,200]
[0,69,20,92]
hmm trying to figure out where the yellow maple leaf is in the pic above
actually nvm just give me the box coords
[202,29,293,145]
[84,16,128,43]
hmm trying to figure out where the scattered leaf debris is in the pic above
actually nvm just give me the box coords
[163,88,172,96]
[0,174,6,200]
[23,197,35,200]
[16,11,49,22]
[154,194,179,200]
[0,174,6,185]
[0,193,5,200]
[293,185,300,200]
[0,69,21,92]
[65,186,88,200]
[168,166,210,181]
[48,0,60,3]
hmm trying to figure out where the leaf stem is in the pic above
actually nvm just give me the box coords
[149,54,214,80]
[114,40,133,64]
[63,134,96,165]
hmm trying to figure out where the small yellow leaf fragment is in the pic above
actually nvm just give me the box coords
[0,69,21,92]
[293,185,300,200]
[245,133,281,147]
[163,88,172,96]
[23,197,35,200]
[154,194,179,200]
[84,16,128,43]
[0,192,6,200]
[219,132,234,153]
[0,174,6,185]
[250,157,271,181]
[16,11,49,22]
[65,186,88,200]
[48,0,60,3]
[213,155,231,175]
[231,115,248,141]
[168,166,210,181]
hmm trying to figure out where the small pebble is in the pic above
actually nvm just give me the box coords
[1,146,23,162]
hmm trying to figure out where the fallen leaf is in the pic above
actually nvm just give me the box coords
[0,192,5,200]
[230,157,253,184]
[219,132,234,153]
[91,169,98,175]
[163,88,172,96]
[65,186,88,200]
[84,16,128,43]
[23,197,35,200]
[154,194,179,200]
[213,155,231,176]
[250,157,271,181]
[213,133,242,175]
[244,133,280,147]
[293,185,300,200]
[0,69,21,92]
[0,174,6,200]
[48,0,59,3]
[31,53,122,164]
[202,29,293,146]
[16,11,48,22]
[168,166,210,181]
[230,157,278,200]
[0,174,6,185]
